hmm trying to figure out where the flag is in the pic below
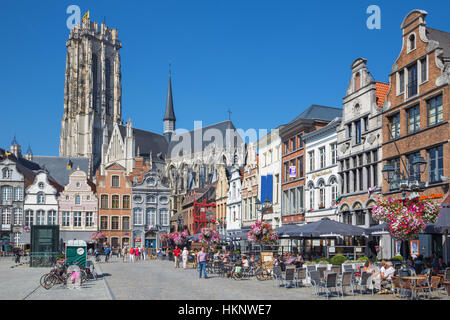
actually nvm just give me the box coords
[82,11,90,23]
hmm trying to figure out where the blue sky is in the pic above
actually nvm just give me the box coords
[1,0,450,156]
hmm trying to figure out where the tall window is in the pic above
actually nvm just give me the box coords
[14,187,23,201]
[122,195,130,209]
[297,187,304,210]
[331,143,337,165]
[355,72,360,91]
[73,212,82,227]
[290,189,296,212]
[1,186,12,204]
[37,193,45,204]
[147,208,156,226]
[284,163,289,182]
[428,146,443,184]
[427,94,443,126]
[318,181,325,208]
[407,152,421,181]
[407,105,420,133]
[2,168,11,179]
[111,175,120,188]
[62,212,70,227]
[355,120,362,144]
[298,156,304,177]
[74,195,80,205]
[319,147,326,168]
[25,210,34,227]
[399,70,405,94]
[407,63,418,98]
[421,57,427,82]
[291,137,296,151]
[47,210,57,225]
[122,216,130,230]
[388,158,401,191]
[389,113,400,139]
[309,187,314,210]
[1,208,11,225]
[112,195,120,209]
[85,212,93,227]
[101,195,108,209]
[355,210,365,226]
[409,34,416,51]
[330,178,338,204]
[309,151,315,171]
[92,54,98,111]
[160,209,169,225]
[100,216,108,229]
[133,208,143,225]
[13,208,22,225]
[36,210,45,225]
[364,116,369,132]
[111,216,119,230]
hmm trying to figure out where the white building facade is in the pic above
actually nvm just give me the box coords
[304,119,341,223]
[226,166,242,237]
[24,171,61,229]
[258,127,283,228]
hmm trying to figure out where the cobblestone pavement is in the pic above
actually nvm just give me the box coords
[0,258,110,300]
[99,258,401,300]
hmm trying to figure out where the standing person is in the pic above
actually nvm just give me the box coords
[182,247,189,269]
[105,246,111,263]
[121,246,127,262]
[197,247,208,279]
[173,246,181,268]
[130,247,135,263]
[134,246,140,262]
[142,246,147,261]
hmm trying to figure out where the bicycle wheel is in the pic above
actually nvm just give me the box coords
[44,274,57,289]
[40,273,50,288]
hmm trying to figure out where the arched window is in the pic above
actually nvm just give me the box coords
[146,195,156,204]
[409,34,416,51]
[330,178,338,204]
[74,194,80,205]
[318,181,325,208]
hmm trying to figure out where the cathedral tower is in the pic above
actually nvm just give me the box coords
[59,17,122,173]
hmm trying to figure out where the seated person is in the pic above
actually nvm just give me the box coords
[421,262,434,278]
[363,261,375,275]
[432,257,447,272]
[379,261,395,290]
[273,255,282,267]
[249,254,256,265]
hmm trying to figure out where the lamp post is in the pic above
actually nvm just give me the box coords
[381,154,427,262]
[255,198,272,254]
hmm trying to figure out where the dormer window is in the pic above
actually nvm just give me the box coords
[37,193,45,204]
[2,168,11,179]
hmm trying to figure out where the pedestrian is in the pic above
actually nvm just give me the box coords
[14,248,21,264]
[130,247,135,263]
[173,246,181,268]
[197,247,208,279]
[182,247,189,269]
[121,246,127,262]
[105,246,111,263]
[142,246,146,261]
[134,246,139,262]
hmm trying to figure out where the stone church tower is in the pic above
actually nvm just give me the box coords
[59,18,122,174]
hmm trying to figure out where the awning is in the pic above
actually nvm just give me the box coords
[60,231,94,244]
[275,218,368,238]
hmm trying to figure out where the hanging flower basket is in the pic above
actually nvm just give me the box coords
[247,221,278,244]
[371,197,441,240]
[169,231,189,246]
[199,226,220,244]
[91,232,107,241]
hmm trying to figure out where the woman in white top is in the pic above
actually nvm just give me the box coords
[182,247,189,269]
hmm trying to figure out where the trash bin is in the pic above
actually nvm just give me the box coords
[66,240,87,268]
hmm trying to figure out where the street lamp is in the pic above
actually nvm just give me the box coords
[382,154,427,263]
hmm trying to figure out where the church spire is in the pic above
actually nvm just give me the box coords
[163,67,176,142]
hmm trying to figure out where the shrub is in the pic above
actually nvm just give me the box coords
[315,257,329,264]
[330,255,346,265]
[392,255,403,261]
[357,256,369,262]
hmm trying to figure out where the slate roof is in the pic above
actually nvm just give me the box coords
[32,156,90,187]
[426,27,450,58]
[117,125,168,163]
[167,120,244,157]
[290,105,342,124]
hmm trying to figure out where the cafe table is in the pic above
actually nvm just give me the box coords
[400,276,428,300]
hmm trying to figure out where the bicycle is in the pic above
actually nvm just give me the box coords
[256,264,273,281]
